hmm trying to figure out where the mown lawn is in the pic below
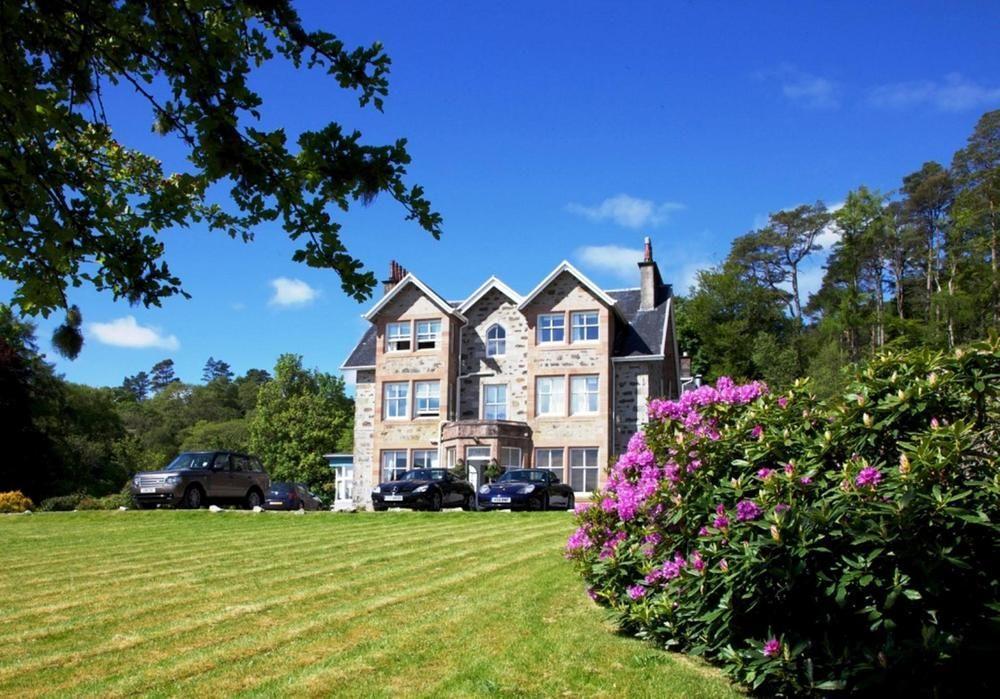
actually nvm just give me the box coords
[0,511,738,698]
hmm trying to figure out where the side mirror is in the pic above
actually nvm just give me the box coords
[551,475,560,484]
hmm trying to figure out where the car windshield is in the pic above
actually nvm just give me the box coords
[401,469,446,481]
[499,469,548,483]
[164,452,215,471]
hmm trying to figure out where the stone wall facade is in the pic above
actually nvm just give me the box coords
[348,267,676,507]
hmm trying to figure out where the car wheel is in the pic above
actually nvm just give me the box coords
[181,485,203,509]
[529,494,547,511]
[373,504,388,512]
[566,493,575,511]
[430,491,442,512]
[462,494,477,512]
[245,489,263,510]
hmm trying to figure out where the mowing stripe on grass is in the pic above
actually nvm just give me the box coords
[0,512,738,699]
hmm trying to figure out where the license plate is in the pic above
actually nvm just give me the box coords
[269,501,283,506]
[491,496,511,504]
[384,495,404,502]
[140,487,156,494]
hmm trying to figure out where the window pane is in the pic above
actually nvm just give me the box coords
[416,320,441,349]
[412,449,438,469]
[381,450,408,481]
[486,325,506,356]
[535,376,565,416]
[570,375,599,415]
[538,314,565,343]
[413,381,440,417]
[484,384,507,420]
[501,447,521,468]
[387,322,411,351]
[535,448,564,480]
[466,446,491,460]
[569,448,599,492]
[571,311,599,342]
[384,382,409,418]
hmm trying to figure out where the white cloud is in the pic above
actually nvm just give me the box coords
[868,73,1000,112]
[567,194,684,229]
[268,277,318,307]
[575,244,644,282]
[756,65,840,109]
[88,316,179,350]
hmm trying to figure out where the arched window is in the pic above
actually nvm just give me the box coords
[486,324,506,356]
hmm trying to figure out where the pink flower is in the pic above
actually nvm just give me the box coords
[713,515,730,529]
[757,467,774,480]
[600,498,616,513]
[689,550,705,572]
[627,585,647,600]
[698,526,709,537]
[799,476,812,485]
[783,462,795,475]
[777,396,789,409]
[751,424,764,439]
[715,503,726,515]
[774,503,791,514]
[763,638,781,657]
[719,558,729,572]
[856,466,883,489]
[566,526,593,553]
[930,417,940,429]
[736,500,762,522]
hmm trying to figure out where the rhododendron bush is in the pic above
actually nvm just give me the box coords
[567,341,1000,695]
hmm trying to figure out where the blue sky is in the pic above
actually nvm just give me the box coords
[6,0,999,389]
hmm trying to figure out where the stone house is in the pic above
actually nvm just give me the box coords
[341,238,680,507]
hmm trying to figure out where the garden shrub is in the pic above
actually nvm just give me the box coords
[0,490,34,513]
[39,493,85,511]
[567,340,1000,695]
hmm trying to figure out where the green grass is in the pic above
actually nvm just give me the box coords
[0,511,739,698]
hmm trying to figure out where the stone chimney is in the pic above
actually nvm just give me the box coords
[382,260,408,295]
[638,236,662,311]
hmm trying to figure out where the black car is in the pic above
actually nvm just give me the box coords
[263,482,324,511]
[477,469,575,511]
[372,468,476,511]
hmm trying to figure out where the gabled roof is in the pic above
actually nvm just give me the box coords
[516,261,619,313]
[457,276,523,314]
[362,273,466,323]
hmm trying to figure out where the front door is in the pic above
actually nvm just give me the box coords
[466,446,491,490]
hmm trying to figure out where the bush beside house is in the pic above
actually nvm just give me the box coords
[567,340,1000,694]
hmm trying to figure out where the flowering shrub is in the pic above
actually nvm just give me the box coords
[0,490,34,513]
[567,341,1000,695]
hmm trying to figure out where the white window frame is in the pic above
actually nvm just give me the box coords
[500,447,522,469]
[570,375,599,415]
[445,447,456,469]
[482,383,508,421]
[537,313,565,344]
[381,450,408,482]
[571,311,600,343]
[535,448,564,481]
[416,319,441,350]
[411,449,438,469]
[535,376,565,417]
[413,380,440,418]
[569,447,599,493]
[486,324,506,357]
[386,322,411,352]
[383,381,409,420]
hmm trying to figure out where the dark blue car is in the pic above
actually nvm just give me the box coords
[477,469,575,511]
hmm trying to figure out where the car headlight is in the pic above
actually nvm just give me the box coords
[518,485,536,494]
[165,475,181,485]
[478,485,491,494]
[414,485,429,493]
[372,486,381,494]
[132,476,140,487]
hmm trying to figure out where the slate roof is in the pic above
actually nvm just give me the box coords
[341,284,672,369]
[607,287,672,358]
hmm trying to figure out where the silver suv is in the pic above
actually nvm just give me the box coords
[131,451,271,509]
